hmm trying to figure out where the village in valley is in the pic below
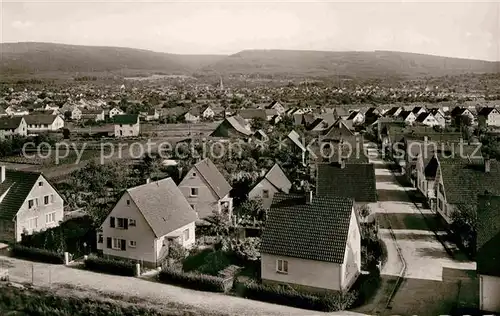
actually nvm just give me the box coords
[1,2,500,316]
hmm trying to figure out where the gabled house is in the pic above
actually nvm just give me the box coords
[108,107,124,118]
[6,106,29,117]
[321,119,354,142]
[346,111,364,126]
[478,107,500,128]
[0,166,64,242]
[434,158,500,224]
[237,109,268,123]
[332,107,350,120]
[451,106,476,125]
[260,192,361,293]
[178,158,233,219]
[308,113,336,132]
[201,105,215,119]
[141,109,159,121]
[184,108,201,123]
[286,130,315,165]
[266,100,286,115]
[415,112,440,127]
[411,106,427,116]
[0,117,27,139]
[70,107,82,120]
[316,162,377,205]
[24,114,64,133]
[428,108,446,127]
[398,110,416,124]
[97,178,197,268]
[476,194,500,313]
[384,106,403,117]
[210,115,253,138]
[248,163,292,209]
[114,114,140,137]
[81,109,105,122]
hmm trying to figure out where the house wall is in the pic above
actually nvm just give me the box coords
[481,111,500,128]
[178,167,220,219]
[434,169,453,223]
[14,175,64,242]
[248,178,279,209]
[261,253,342,292]
[202,108,215,118]
[109,108,123,118]
[114,122,140,137]
[341,209,362,290]
[0,119,27,139]
[480,274,500,312]
[100,192,157,264]
[184,113,200,123]
[154,221,195,265]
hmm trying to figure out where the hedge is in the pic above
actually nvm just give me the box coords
[84,256,136,276]
[158,268,230,293]
[11,244,64,264]
[237,281,357,312]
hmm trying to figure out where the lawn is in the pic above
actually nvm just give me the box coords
[1,150,101,166]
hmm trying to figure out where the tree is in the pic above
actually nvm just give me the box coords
[250,117,266,131]
[237,199,265,221]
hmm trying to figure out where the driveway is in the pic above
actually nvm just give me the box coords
[359,142,476,315]
[0,256,366,316]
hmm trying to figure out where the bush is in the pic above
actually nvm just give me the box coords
[158,267,230,293]
[84,256,136,276]
[11,244,64,264]
[238,281,357,311]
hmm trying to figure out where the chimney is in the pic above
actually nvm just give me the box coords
[305,189,313,204]
[485,158,491,173]
[0,166,5,184]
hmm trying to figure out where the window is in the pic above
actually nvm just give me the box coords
[183,228,190,241]
[44,195,50,205]
[116,218,128,229]
[129,219,136,227]
[112,238,123,250]
[45,212,56,224]
[192,172,197,177]
[276,259,288,274]
[28,217,38,229]
[129,240,137,247]
[190,188,198,197]
[38,181,43,187]
[126,199,130,206]
[28,199,35,209]
[262,190,270,199]
[51,194,54,203]
[98,234,103,243]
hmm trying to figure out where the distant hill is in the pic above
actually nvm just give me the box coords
[1,43,498,79]
[0,42,224,76]
[202,49,500,78]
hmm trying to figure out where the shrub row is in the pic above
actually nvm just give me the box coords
[237,281,357,312]
[84,256,136,276]
[158,268,231,293]
[11,244,64,264]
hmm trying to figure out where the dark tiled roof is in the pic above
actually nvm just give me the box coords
[261,192,354,263]
[322,119,354,140]
[478,107,498,116]
[194,158,232,199]
[385,107,401,116]
[347,111,360,120]
[23,114,57,125]
[412,106,426,114]
[317,163,377,203]
[237,109,267,120]
[476,194,500,277]
[126,178,197,237]
[113,114,139,124]
[439,159,500,206]
[415,112,432,123]
[0,170,43,220]
[398,110,413,120]
[0,117,24,130]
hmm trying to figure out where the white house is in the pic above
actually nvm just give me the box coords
[184,108,201,123]
[248,164,292,209]
[24,114,64,133]
[266,101,286,115]
[415,112,440,127]
[97,178,198,268]
[202,106,215,119]
[5,106,29,117]
[108,107,124,118]
[429,109,446,127]
[81,109,105,122]
[141,109,160,121]
[399,111,417,124]
[114,114,140,137]
[0,166,64,242]
[346,111,364,126]
[478,107,500,128]
[0,117,27,139]
[260,193,361,293]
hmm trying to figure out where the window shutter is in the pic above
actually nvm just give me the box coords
[123,218,128,230]
[106,237,112,248]
[121,239,126,251]
[110,217,115,228]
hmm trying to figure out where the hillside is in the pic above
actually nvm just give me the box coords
[202,49,500,79]
[1,43,499,79]
[0,42,223,76]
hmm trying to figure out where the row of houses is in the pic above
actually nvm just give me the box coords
[0,114,65,139]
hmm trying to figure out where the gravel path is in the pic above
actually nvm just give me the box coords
[1,256,366,316]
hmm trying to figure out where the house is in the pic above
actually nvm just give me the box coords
[451,106,476,125]
[201,105,215,119]
[398,110,416,124]
[411,106,427,116]
[476,194,500,313]
[286,130,311,165]
[24,114,64,133]
[308,113,336,132]
[108,107,124,118]
[428,108,446,127]
[5,106,29,117]
[415,112,440,127]
[434,158,500,224]
[96,178,198,268]
[0,166,64,242]
[384,106,403,117]
[141,109,159,121]
[316,161,377,205]
[478,107,500,128]
[251,129,269,143]
[210,115,253,138]
[81,109,105,122]
[266,100,286,115]
[332,107,350,120]
[364,107,382,118]
[178,158,233,220]
[346,111,364,126]
[312,136,368,164]
[248,164,292,209]
[260,192,361,293]
[70,107,82,120]
[0,117,27,139]
[321,119,354,142]
[237,109,268,123]
[114,114,140,137]
[184,108,201,123]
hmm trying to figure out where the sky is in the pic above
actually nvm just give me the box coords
[1,1,499,61]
